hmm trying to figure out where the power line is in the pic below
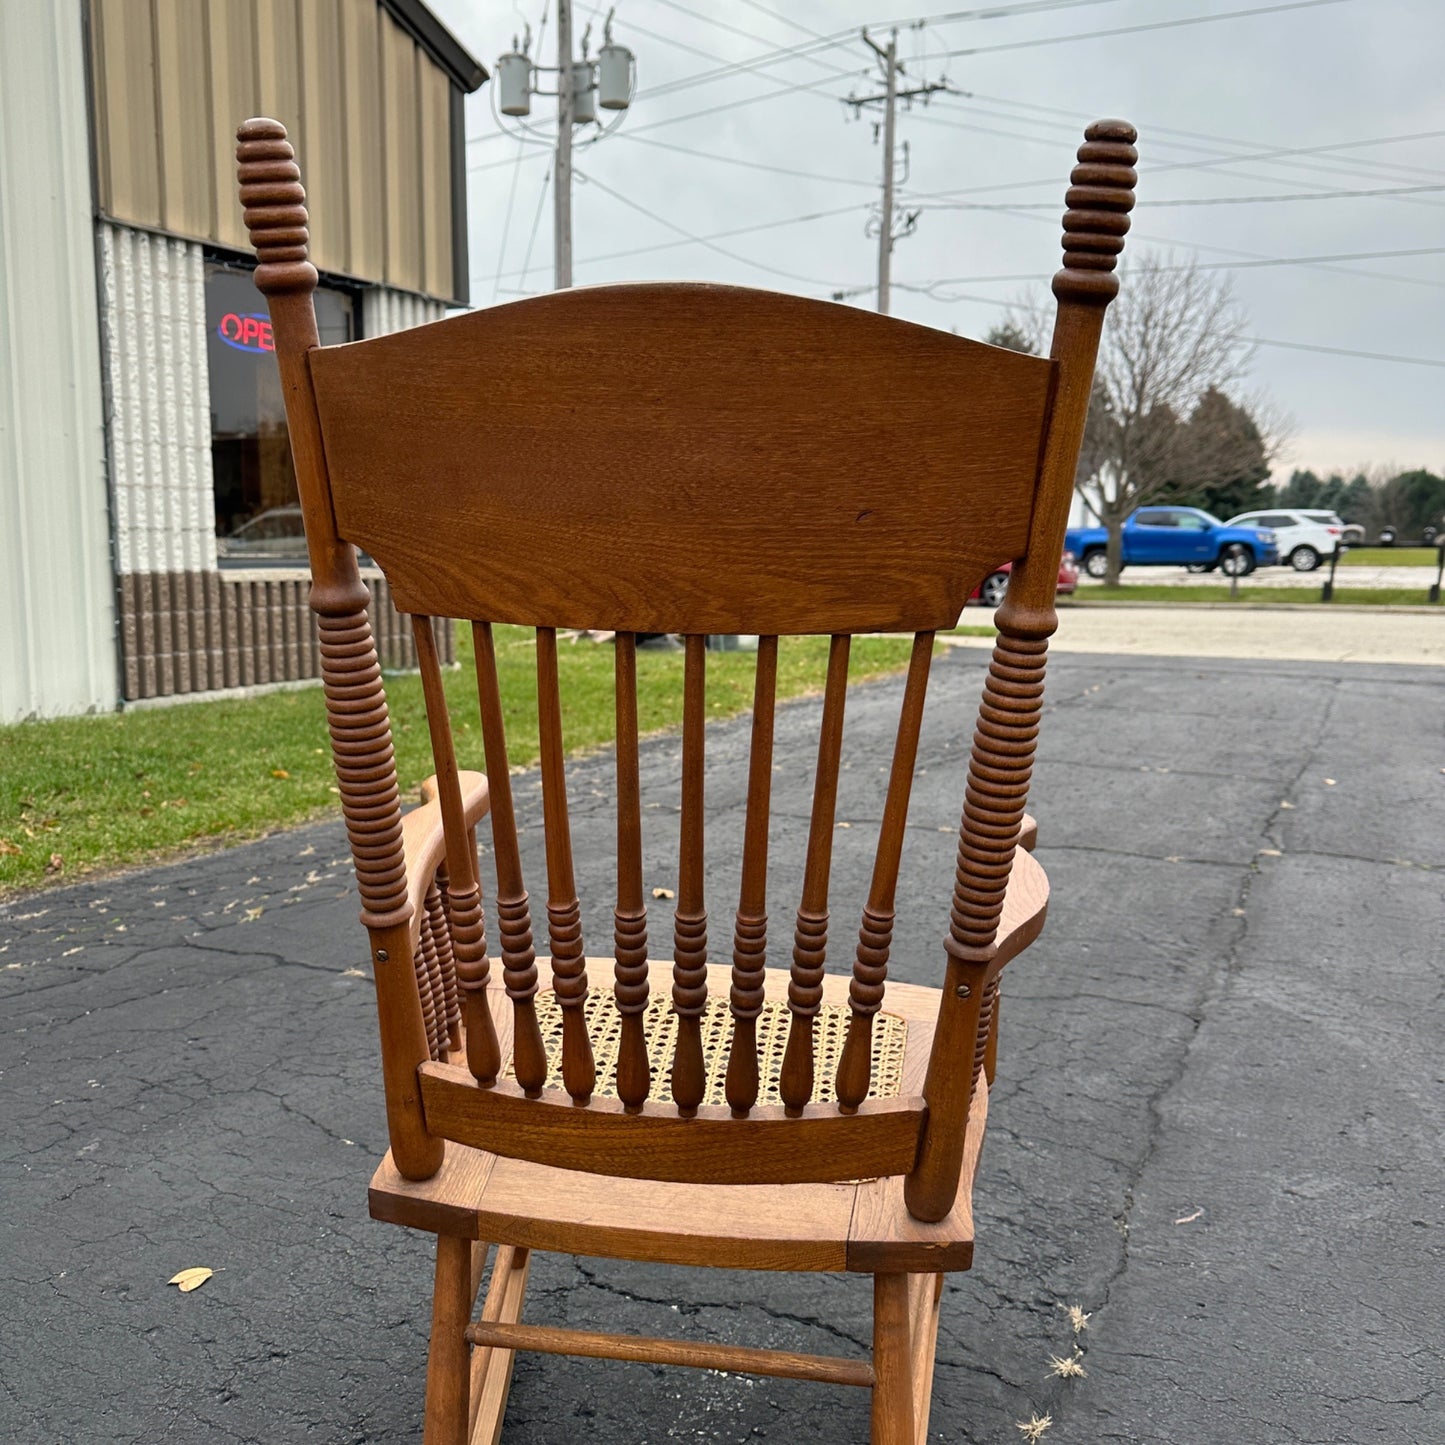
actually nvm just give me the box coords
[1243,336,1445,369]
[637,33,853,101]
[1140,182,1445,207]
[893,285,1445,368]
[649,0,859,80]
[637,0,1134,102]
[928,92,1445,194]
[616,132,879,188]
[485,202,867,283]
[734,0,828,38]
[919,182,1445,209]
[516,166,552,296]
[625,70,856,136]
[907,0,1134,21]
[917,246,1445,289]
[491,139,529,303]
[935,0,1353,59]
[570,169,865,288]
[895,107,1445,214]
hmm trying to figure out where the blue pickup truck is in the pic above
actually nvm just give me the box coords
[1065,506,1279,578]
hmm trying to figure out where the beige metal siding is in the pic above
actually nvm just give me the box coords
[1,1,119,720]
[340,0,387,282]
[205,0,259,252]
[89,0,462,300]
[381,18,422,293]
[299,0,350,277]
[91,0,162,225]
[153,0,213,238]
[419,59,451,300]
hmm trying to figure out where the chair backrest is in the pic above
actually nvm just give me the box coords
[235,116,1136,1223]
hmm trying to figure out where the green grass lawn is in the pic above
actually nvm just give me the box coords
[0,627,920,894]
[1336,546,1442,567]
[1072,585,1436,605]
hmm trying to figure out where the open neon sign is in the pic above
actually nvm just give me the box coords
[217,311,275,354]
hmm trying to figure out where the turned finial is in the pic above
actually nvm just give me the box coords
[1053,119,1137,305]
[235,118,316,296]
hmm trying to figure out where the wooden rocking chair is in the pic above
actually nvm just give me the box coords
[235,116,1136,1443]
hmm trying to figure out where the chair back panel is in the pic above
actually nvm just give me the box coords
[307,283,1057,634]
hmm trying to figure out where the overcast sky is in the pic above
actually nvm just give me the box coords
[429,0,1444,482]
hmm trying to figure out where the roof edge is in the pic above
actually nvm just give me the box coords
[380,0,488,92]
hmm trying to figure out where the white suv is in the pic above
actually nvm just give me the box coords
[1227,509,1344,572]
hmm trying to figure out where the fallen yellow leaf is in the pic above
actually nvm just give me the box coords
[0,839,22,857]
[271,768,291,780]
[168,1267,214,1293]
[651,887,675,899]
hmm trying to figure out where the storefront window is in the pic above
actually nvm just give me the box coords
[206,261,356,562]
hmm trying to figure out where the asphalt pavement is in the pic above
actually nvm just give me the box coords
[2,648,1441,1444]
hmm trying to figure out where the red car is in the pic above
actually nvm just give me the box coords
[968,552,1079,607]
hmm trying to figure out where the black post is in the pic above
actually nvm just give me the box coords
[1321,544,1343,602]
[1431,543,1443,604]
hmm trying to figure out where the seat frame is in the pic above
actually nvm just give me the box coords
[233,113,1136,1444]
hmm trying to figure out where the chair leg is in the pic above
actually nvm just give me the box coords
[871,1273,916,1445]
[423,1235,474,1445]
[907,1274,944,1441]
[468,1245,532,1445]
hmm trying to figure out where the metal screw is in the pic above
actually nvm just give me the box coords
[955,983,972,999]
[376,949,389,963]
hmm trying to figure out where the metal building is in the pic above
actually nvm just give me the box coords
[0,0,485,722]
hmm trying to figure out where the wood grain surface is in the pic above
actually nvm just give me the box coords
[308,283,1056,633]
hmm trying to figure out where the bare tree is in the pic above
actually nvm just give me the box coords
[1076,254,1266,583]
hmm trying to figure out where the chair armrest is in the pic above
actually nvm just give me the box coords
[400,770,491,947]
[993,843,1048,970]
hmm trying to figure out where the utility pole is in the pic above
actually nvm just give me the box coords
[554,0,573,289]
[847,31,948,314]
[876,31,898,314]
[495,9,636,294]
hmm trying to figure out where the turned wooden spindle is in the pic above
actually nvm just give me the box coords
[425,871,462,1053]
[834,631,934,1111]
[670,635,710,1115]
[725,635,779,1115]
[779,634,851,1114]
[412,616,501,1084]
[536,627,596,1103]
[236,118,440,1180]
[471,623,548,1095]
[612,634,651,1111]
[413,903,441,1059]
[417,891,449,1060]
[906,119,1137,1222]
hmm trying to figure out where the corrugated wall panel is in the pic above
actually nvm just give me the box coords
[255,0,302,143]
[206,0,260,253]
[89,0,464,302]
[382,19,423,294]
[90,0,162,227]
[0,2,119,721]
[299,0,350,277]
[419,60,452,301]
[365,285,445,340]
[341,0,387,281]
[154,0,215,240]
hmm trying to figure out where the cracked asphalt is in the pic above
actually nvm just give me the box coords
[2,648,1441,1444]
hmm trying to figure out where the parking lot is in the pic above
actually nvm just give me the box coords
[2,646,1442,1443]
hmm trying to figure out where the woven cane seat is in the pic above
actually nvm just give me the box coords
[510,989,910,1107]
